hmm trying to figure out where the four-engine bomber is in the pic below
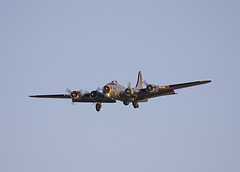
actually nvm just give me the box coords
[29,71,211,112]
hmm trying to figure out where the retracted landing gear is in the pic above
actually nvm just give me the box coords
[132,101,139,109]
[96,103,102,112]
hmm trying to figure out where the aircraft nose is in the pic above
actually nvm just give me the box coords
[102,85,111,94]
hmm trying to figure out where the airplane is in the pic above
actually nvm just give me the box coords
[29,71,211,112]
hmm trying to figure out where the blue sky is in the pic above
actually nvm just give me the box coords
[1,0,239,172]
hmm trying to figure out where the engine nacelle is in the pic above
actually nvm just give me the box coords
[102,85,111,94]
[146,84,156,92]
[125,88,133,96]
[71,91,81,99]
[90,91,98,99]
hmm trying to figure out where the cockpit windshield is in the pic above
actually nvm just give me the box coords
[111,80,117,84]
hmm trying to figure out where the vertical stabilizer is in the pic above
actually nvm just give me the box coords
[135,71,144,89]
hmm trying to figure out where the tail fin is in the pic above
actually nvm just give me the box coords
[135,71,144,89]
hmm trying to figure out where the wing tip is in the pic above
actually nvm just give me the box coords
[29,94,71,98]
[202,80,212,84]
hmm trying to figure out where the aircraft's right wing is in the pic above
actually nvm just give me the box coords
[29,92,116,103]
[29,94,71,99]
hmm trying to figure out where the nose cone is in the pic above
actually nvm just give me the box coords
[102,85,111,94]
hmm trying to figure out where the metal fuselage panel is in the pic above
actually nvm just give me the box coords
[104,82,126,101]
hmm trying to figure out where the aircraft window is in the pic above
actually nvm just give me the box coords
[112,80,117,84]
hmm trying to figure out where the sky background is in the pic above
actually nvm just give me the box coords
[1,0,239,172]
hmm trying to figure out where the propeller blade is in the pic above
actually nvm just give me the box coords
[65,88,72,93]
[127,81,131,88]
[144,80,148,86]
[96,87,101,92]
[79,89,89,94]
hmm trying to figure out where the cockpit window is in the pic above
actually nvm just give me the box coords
[111,80,117,84]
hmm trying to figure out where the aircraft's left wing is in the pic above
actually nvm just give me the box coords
[135,80,211,101]
[168,80,211,90]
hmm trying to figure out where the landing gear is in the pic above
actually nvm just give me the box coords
[96,103,102,112]
[132,101,139,108]
[123,101,129,106]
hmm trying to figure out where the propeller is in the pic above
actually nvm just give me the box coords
[65,88,82,100]
[125,81,133,96]
[143,80,156,92]
[90,87,102,99]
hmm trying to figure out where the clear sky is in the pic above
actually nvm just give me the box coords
[1,0,239,172]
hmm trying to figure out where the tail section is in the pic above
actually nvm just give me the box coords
[135,71,144,89]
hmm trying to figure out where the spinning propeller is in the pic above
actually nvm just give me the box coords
[125,81,133,96]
